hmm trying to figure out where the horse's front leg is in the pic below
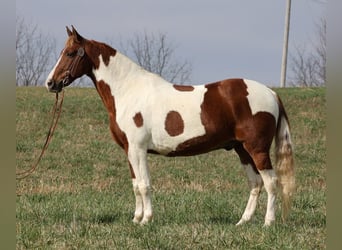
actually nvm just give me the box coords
[132,178,143,224]
[128,147,153,225]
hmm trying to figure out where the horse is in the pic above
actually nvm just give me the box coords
[45,26,295,226]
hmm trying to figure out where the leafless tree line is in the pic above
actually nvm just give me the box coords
[118,31,192,84]
[16,17,192,86]
[16,16,56,86]
[289,18,326,87]
[16,16,325,87]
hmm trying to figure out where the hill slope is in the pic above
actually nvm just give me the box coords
[16,87,326,249]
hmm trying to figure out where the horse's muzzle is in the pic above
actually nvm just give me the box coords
[47,81,64,93]
[47,74,72,92]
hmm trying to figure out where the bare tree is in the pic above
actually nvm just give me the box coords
[289,18,326,87]
[314,17,326,84]
[118,31,192,84]
[16,16,56,86]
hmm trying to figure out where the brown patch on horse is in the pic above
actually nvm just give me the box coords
[95,80,135,178]
[234,112,276,173]
[240,112,276,171]
[86,40,117,69]
[173,85,194,92]
[234,143,257,169]
[164,111,184,137]
[168,80,243,156]
[95,80,128,149]
[167,79,255,156]
[133,112,144,128]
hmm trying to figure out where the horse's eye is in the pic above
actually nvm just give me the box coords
[66,51,76,57]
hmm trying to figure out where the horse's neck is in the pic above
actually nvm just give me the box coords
[106,52,142,81]
[91,51,163,97]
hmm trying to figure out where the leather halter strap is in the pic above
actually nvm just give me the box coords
[64,47,85,84]
[69,47,85,77]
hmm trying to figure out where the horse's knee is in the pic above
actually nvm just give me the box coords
[138,184,151,196]
[253,174,263,193]
[133,182,140,194]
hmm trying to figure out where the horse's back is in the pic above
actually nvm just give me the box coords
[200,78,278,122]
[147,78,279,156]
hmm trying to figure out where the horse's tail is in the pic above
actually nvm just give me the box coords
[274,94,295,222]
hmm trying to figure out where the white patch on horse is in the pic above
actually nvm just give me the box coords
[149,84,207,154]
[244,79,279,121]
[93,52,207,155]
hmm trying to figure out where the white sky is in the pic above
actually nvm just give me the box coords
[16,0,326,86]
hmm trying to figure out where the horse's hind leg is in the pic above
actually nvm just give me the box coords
[259,167,277,226]
[243,144,278,226]
[235,144,263,225]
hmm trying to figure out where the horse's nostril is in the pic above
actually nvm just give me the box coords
[47,81,54,87]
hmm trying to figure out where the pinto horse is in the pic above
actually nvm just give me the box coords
[45,26,295,226]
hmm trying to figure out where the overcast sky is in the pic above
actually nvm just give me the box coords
[16,0,326,86]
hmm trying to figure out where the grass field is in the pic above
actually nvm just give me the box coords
[16,87,326,249]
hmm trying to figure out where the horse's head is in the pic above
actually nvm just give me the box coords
[45,26,93,93]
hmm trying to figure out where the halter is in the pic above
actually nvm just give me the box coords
[63,47,85,86]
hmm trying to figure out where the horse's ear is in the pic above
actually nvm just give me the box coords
[71,25,83,43]
[66,26,72,37]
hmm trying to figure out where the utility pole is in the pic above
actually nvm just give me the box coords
[280,0,292,87]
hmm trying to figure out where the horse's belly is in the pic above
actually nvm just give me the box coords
[149,132,236,156]
[149,123,206,155]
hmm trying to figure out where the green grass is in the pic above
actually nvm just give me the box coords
[16,87,326,249]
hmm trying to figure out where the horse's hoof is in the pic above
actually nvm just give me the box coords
[133,218,141,224]
[263,219,275,227]
[236,219,247,226]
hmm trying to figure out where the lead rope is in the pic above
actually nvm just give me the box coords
[16,90,65,180]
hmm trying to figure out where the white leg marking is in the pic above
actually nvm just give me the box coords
[139,185,153,225]
[259,169,278,226]
[128,147,153,225]
[132,178,143,224]
[236,165,263,226]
